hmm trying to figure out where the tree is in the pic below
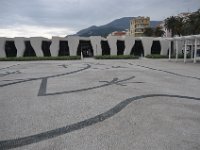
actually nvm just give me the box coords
[183,9,200,35]
[164,16,176,37]
[144,27,165,37]
[174,17,184,36]
[144,27,154,36]
[164,16,184,37]
[154,26,165,37]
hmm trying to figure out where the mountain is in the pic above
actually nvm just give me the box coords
[150,21,162,28]
[76,17,161,37]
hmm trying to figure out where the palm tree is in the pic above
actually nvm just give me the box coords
[174,17,184,36]
[185,9,200,35]
[164,16,183,37]
[164,16,177,37]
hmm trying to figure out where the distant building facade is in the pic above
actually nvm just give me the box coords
[129,16,150,37]
[109,30,128,37]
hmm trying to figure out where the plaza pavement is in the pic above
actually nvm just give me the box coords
[0,58,200,150]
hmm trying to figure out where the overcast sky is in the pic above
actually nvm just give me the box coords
[0,0,199,38]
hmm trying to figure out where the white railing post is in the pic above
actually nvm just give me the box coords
[184,40,187,63]
[175,40,178,62]
[168,40,171,61]
[194,38,197,63]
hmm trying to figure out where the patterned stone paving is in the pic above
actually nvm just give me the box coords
[0,59,200,150]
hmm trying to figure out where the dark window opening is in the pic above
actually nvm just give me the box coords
[167,41,174,56]
[117,40,125,55]
[59,41,70,56]
[23,41,36,57]
[151,41,161,54]
[171,41,175,55]
[101,40,110,55]
[197,49,200,56]
[77,40,93,57]
[42,41,51,57]
[5,41,17,57]
[130,40,144,56]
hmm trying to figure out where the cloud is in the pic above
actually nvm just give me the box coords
[0,25,75,38]
[0,0,199,37]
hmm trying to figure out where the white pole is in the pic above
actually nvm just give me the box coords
[81,47,83,60]
[176,40,178,62]
[191,41,193,59]
[168,40,171,61]
[194,38,197,63]
[184,40,187,63]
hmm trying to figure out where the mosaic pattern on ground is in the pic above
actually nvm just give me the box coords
[0,59,200,150]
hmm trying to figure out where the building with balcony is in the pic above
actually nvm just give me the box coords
[129,16,150,37]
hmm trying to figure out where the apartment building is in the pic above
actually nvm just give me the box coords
[129,16,150,37]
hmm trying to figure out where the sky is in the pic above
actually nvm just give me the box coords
[0,0,199,38]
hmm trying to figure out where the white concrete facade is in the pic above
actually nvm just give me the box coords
[0,37,6,57]
[159,38,170,55]
[107,36,118,55]
[67,36,79,56]
[140,37,153,56]
[90,36,102,56]
[0,35,199,62]
[124,36,135,55]
[50,37,66,57]
[14,37,26,57]
[30,37,50,57]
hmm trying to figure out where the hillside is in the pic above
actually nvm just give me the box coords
[76,17,161,37]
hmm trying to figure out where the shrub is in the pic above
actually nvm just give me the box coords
[145,54,168,59]
[94,55,139,59]
[0,56,81,61]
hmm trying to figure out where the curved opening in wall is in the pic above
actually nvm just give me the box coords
[117,40,125,55]
[77,40,93,57]
[151,41,161,54]
[23,41,36,57]
[42,41,51,57]
[101,40,110,55]
[5,41,17,57]
[59,41,70,56]
[130,40,144,56]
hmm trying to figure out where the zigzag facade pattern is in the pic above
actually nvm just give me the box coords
[0,36,172,57]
